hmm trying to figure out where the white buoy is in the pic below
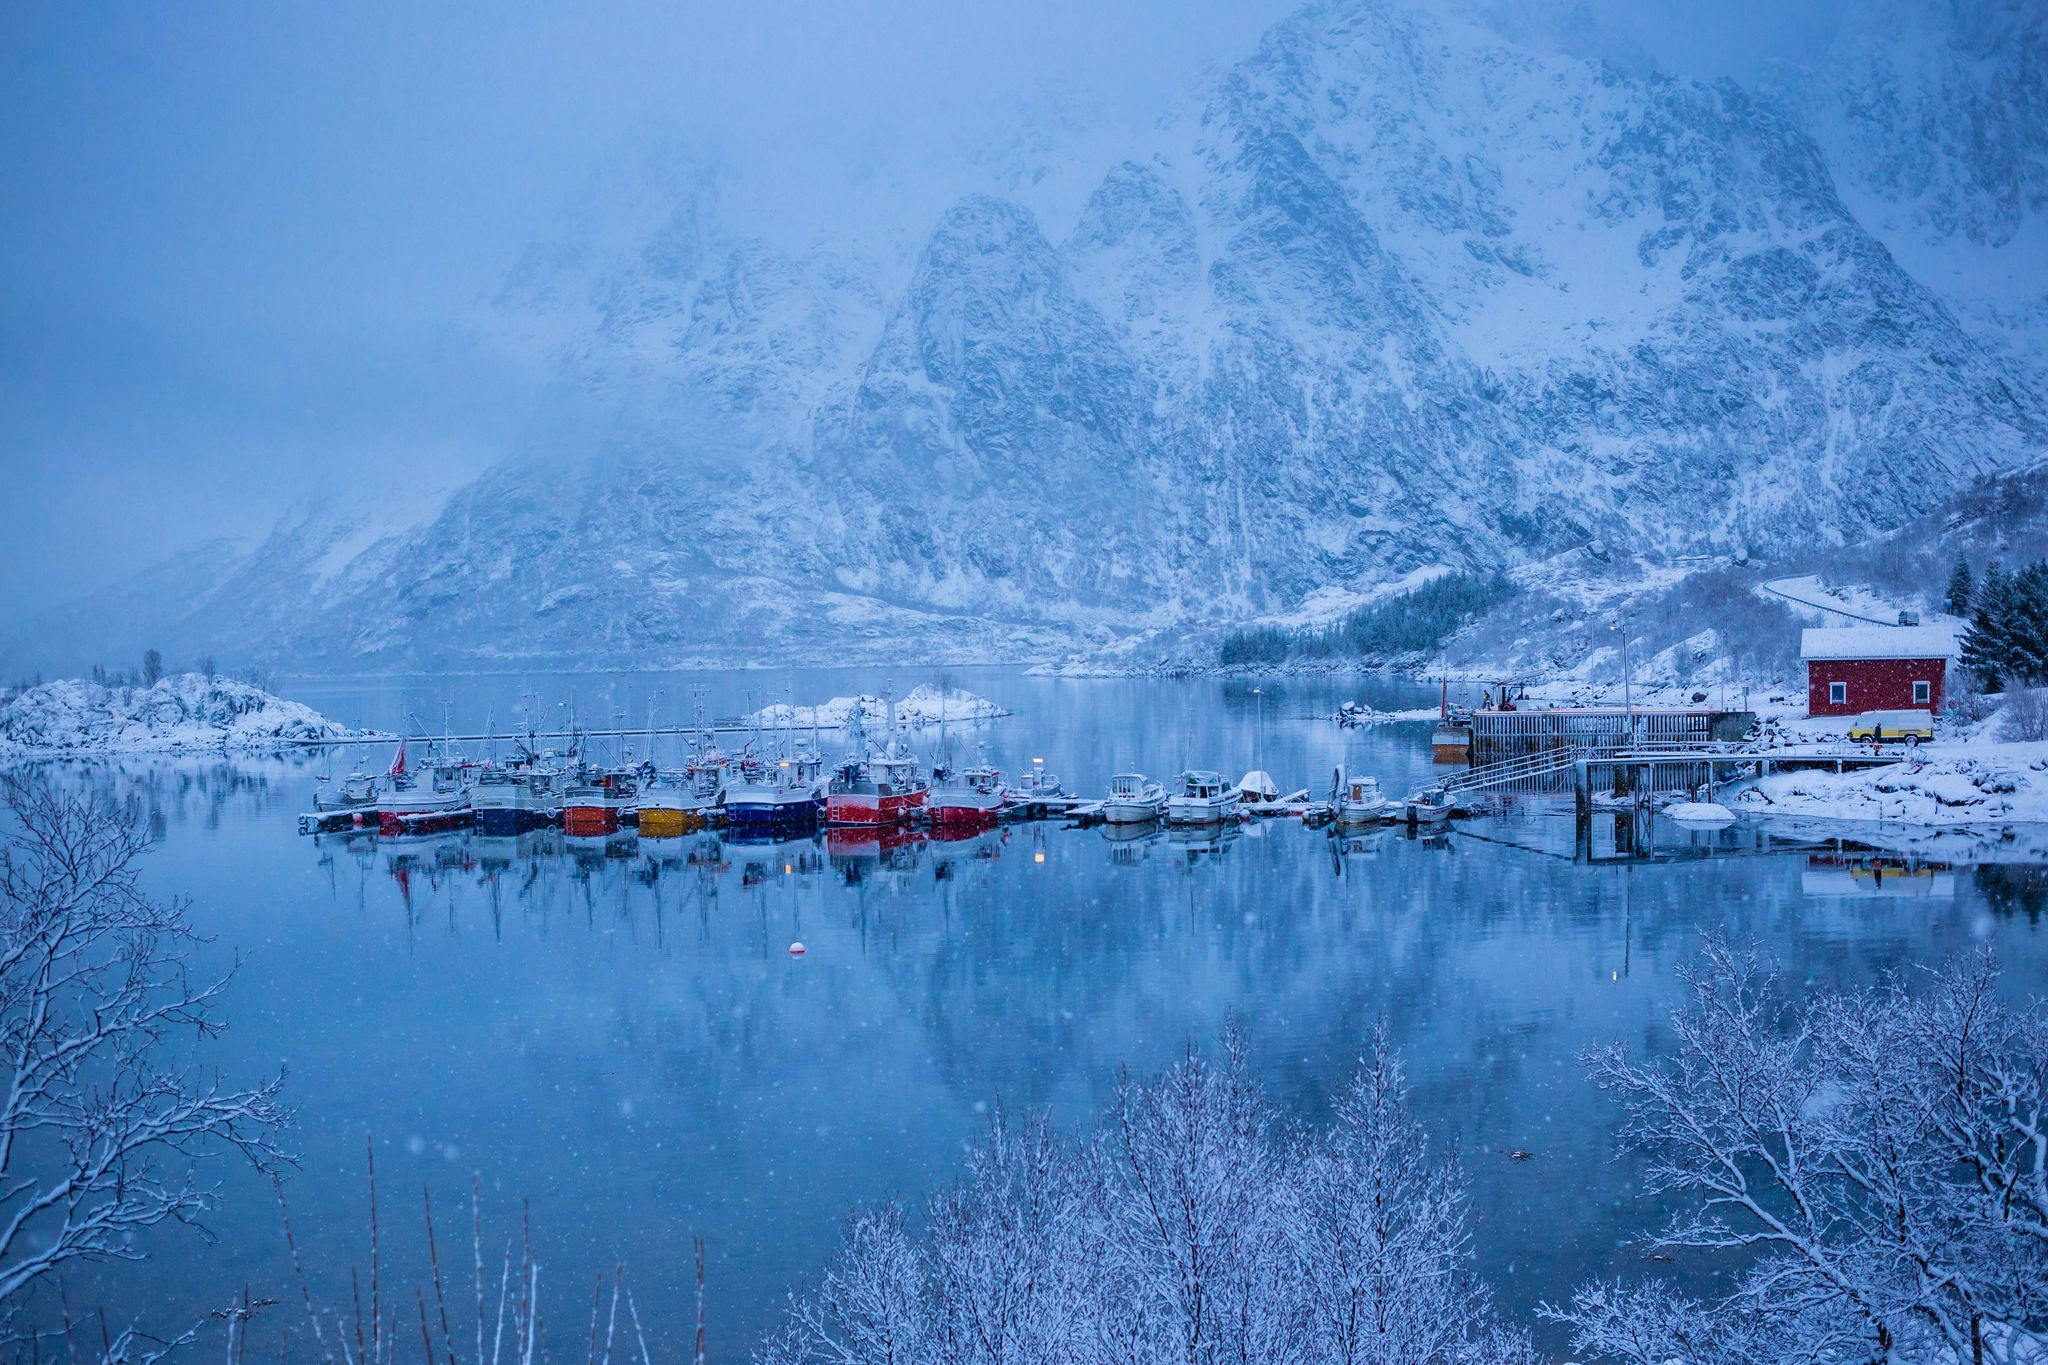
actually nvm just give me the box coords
[788,941,806,956]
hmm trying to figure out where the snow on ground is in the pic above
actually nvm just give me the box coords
[742,684,1008,731]
[1734,742,2048,826]
[0,674,372,761]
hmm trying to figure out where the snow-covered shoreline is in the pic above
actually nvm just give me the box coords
[0,675,375,762]
[741,684,1008,731]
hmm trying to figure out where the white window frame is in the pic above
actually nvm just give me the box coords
[1829,680,1847,705]
[1912,679,1930,705]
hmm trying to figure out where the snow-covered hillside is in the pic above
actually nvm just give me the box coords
[11,0,2044,675]
[0,675,369,761]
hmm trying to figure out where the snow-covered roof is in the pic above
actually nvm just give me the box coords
[1799,626,1959,661]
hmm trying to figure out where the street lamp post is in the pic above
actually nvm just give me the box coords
[1611,621,1634,743]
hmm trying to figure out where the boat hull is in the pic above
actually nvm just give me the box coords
[380,806,474,837]
[474,805,553,836]
[826,789,926,826]
[1103,800,1165,825]
[1166,798,1238,826]
[927,791,1004,826]
[562,804,622,837]
[636,805,707,837]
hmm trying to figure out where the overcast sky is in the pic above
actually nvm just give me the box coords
[0,0,1847,607]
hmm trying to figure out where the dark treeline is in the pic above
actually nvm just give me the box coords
[1955,554,2048,691]
[1218,571,1515,667]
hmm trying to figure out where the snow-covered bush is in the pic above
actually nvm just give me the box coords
[2000,687,2048,742]
[762,1026,1534,1365]
[1550,942,2048,1365]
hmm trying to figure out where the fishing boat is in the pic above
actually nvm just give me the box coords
[1166,770,1240,826]
[561,767,638,837]
[927,763,1007,827]
[825,708,927,827]
[827,751,928,826]
[636,771,720,837]
[472,764,563,836]
[725,752,824,833]
[1334,770,1388,825]
[1102,772,1168,825]
[312,770,383,821]
[375,748,472,836]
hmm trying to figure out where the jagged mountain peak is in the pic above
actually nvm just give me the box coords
[17,0,2046,675]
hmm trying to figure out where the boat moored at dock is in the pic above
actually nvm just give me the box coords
[926,763,1007,827]
[1102,772,1168,825]
[1166,770,1240,826]
[725,753,824,833]
[562,768,638,837]
[1334,770,1388,824]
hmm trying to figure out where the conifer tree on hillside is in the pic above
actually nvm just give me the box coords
[2010,563,2048,686]
[1945,554,1974,615]
[1960,560,2048,691]
[1962,564,2011,689]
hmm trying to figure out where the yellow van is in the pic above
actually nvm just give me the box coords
[1846,710,1935,744]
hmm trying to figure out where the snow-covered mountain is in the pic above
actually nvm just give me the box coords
[13,0,2045,675]
[1770,0,2048,372]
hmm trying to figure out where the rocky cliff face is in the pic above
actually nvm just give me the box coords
[22,0,2045,673]
[1770,0,2048,371]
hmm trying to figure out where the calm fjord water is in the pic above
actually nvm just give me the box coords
[42,669,2048,1358]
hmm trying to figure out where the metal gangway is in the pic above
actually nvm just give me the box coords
[1438,747,1583,796]
[1440,741,1754,801]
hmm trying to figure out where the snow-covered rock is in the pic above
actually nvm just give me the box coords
[0,675,369,760]
[1736,741,2048,826]
[741,685,1008,731]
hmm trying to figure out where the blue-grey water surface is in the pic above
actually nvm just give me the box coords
[31,668,2048,1359]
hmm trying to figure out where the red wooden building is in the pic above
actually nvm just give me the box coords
[1800,626,1958,717]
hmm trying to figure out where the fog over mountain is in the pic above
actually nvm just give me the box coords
[3,0,2042,675]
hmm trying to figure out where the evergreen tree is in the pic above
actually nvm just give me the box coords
[1961,563,2009,690]
[2011,560,2048,687]
[1944,554,1974,615]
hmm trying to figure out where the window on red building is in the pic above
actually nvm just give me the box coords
[1913,680,1930,704]
[1829,681,1847,705]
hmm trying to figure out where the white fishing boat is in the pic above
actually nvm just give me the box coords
[1102,772,1168,825]
[1334,770,1388,824]
[1166,770,1240,825]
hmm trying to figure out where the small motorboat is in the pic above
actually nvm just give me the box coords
[1402,786,1454,825]
[1102,772,1168,825]
[1166,770,1241,826]
[1335,771,1388,824]
[1011,762,1064,802]
[1235,770,1280,805]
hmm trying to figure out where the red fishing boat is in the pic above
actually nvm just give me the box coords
[925,763,1006,827]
